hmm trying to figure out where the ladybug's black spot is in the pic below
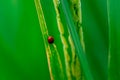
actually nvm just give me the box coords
[48,36,54,44]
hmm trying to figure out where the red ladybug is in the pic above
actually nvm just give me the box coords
[48,36,54,44]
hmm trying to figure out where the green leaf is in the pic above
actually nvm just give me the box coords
[60,0,93,80]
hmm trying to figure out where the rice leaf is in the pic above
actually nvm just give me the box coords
[60,0,93,80]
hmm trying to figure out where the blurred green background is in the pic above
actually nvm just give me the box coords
[0,0,50,80]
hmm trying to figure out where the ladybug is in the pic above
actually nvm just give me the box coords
[48,36,54,44]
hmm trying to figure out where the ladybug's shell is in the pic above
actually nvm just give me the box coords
[48,36,54,44]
